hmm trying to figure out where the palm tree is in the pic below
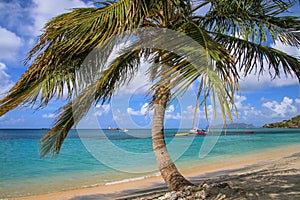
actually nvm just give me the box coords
[0,0,299,191]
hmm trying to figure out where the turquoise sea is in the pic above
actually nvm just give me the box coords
[1,128,300,198]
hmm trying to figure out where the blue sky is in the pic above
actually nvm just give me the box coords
[0,0,299,129]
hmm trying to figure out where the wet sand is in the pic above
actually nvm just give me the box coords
[12,144,300,200]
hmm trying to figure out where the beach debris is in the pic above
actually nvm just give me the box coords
[134,183,246,200]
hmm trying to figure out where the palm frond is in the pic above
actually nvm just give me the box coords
[215,33,300,80]
[40,86,95,157]
[40,46,143,156]
[177,21,238,79]
[147,46,237,122]
[150,56,237,123]
[196,0,299,46]
[128,24,238,122]
[93,46,143,104]
[0,0,151,117]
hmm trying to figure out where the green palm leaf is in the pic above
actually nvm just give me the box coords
[215,33,300,79]
[197,0,299,45]
[0,0,151,116]
[40,46,142,156]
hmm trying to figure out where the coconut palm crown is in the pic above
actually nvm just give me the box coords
[0,0,299,191]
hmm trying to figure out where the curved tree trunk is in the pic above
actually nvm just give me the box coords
[152,87,194,191]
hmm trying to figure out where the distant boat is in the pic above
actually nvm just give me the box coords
[189,128,198,134]
[245,131,254,134]
[197,130,207,135]
[108,127,120,130]
[174,132,189,137]
[189,128,206,135]
[120,128,128,133]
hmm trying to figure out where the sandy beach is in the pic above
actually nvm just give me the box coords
[10,143,300,200]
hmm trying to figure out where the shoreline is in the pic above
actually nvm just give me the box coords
[10,143,300,200]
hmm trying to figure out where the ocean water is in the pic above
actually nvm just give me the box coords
[0,128,300,198]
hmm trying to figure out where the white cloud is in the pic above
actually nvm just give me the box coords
[165,105,181,120]
[232,95,262,121]
[0,62,14,96]
[165,112,181,120]
[262,97,298,118]
[185,94,262,126]
[272,41,300,57]
[235,95,247,109]
[127,103,181,119]
[0,0,91,63]
[112,108,125,122]
[183,94,292,126]
[42,113,56,119]
[182,105,201,120]
[227,95,300,126]
[94,104,110,116]
[31,0,91,35]
[240,73,298,91]
[166,105,175,113]
[0,1,32,36]
[127,103,150,116]
[0,27,22,61]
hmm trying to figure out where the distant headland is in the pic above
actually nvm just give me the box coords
[225,123,257,129]
[263,115,300,128]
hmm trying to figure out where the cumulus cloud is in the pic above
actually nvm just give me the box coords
[182,105,200,120]
[0,0,92,61]
[182,104,215,123]
[165,105,181,120]
[127,103,181,119]
[226,95,299,126]
[235,95,247,109]
[0,1,32,36]
[182,95,261,126]
[127,103,150,116]
[239,69,298,91]
[0,27,22,61]
[30,0,91,35]
[180,94,295,127]
[165,112,181,120]
[262,97,298,118]
[94,104,110,116]
[166,105,175,113]
[0,0,92,63]
[0,62,14,96]
[233,95,262,121]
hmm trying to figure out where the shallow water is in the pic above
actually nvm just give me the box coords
[0,128,299,198]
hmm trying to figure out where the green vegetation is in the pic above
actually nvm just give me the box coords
[263,115,300,128]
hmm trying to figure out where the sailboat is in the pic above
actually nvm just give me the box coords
[189,128,206,135]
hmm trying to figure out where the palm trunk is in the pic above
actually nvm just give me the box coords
[152,87,193,191]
